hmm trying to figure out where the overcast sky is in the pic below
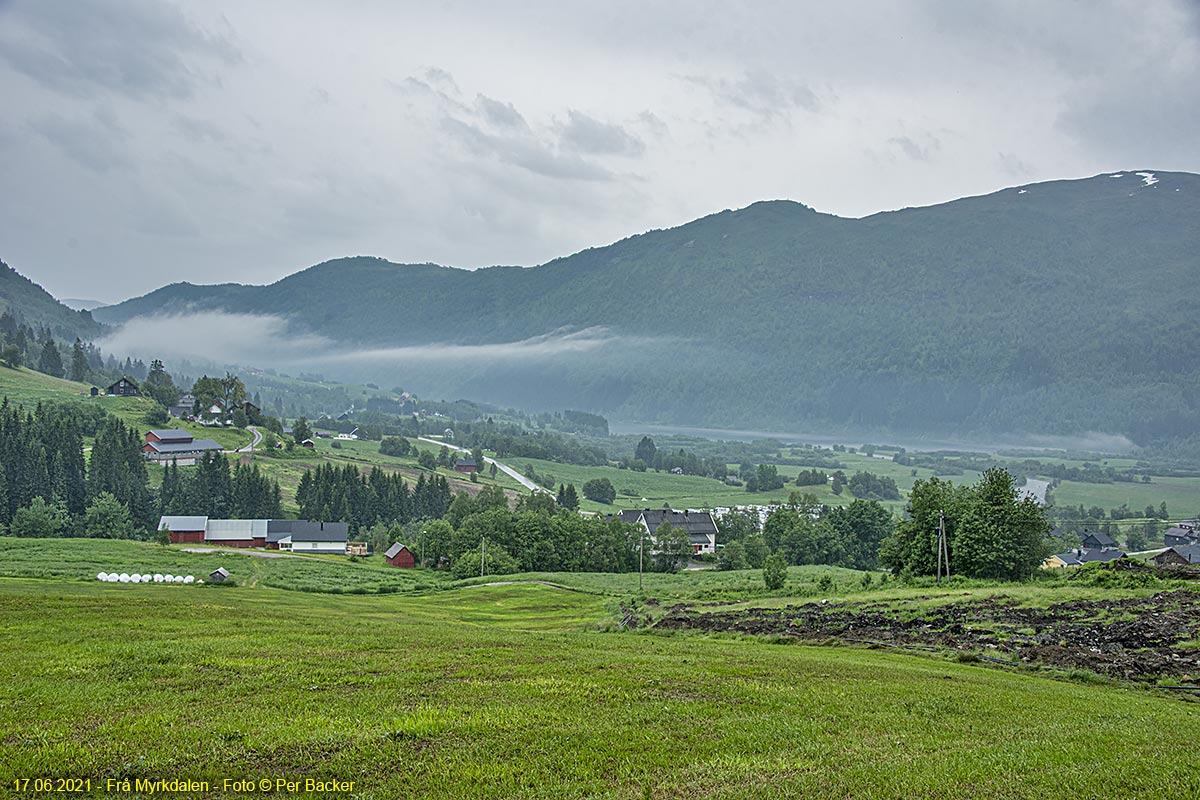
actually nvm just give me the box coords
[2,0,1197,303]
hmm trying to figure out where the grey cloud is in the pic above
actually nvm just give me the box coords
[686,68,822,120]
[635,111,669,139]
[172,113,227,144]
[29,107,131,172]
[0,0,239,101]
[889,134,940,162]
[422,66,460,95]
[996,152,1034,177]
[476,94,529,130]
[442,117,612,181]
[559,110,644,157]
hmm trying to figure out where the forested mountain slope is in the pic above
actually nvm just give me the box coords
[95,171,1200,442]
[1,260,102,340]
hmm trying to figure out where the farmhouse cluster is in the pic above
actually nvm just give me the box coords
[1155,522,1200,566]
[159,516,350,554]
[1042,530,1127,568]
[157,515,418,566]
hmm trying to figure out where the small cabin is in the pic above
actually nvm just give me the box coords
[209,567,230,583]
[106,376,141,397]
[385,542,416,568]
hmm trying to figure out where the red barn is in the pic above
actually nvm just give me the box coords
[385,542,416,568]
[158,515,208,544]
[453,457,478,473]
[146,429,194,445]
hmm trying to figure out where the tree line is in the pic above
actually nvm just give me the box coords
[0,398,283,539]
[296,462,453,532]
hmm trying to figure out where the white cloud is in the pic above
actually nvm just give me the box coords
[99,312,661,369]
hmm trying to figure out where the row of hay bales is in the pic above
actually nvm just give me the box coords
[96,572,199,584]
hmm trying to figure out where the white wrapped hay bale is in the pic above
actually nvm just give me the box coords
[183,576,195,584]
[97,572,108,581]
[153,574,164,583]
[118,573,130,583]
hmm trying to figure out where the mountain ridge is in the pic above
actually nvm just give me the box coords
[91,170,1200,442]
[0,260,103,340]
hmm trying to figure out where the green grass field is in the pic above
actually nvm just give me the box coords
[2,570,1198,799]
[1051,477,1200,517]
[0,538,445,595]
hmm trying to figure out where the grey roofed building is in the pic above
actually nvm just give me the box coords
[157,515,208,531]
[209,567,229,582]
[269,520,349,543]
[1049,551,1083,566]
[147,429,193,442]
[616,508,718,537]
[1153,543,1200,565]
[144,439,223,454]
[384,542,408,559]
[1077,548,1125,563]
[1080,530,1117,549]
[614,508,718,554]
[1164,526,1199,546]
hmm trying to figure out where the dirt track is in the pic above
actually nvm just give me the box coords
[655,590,1200,680]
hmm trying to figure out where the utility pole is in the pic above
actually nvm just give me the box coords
[638,528,644,592]
[481,535,486,578]
[936,510,950,584]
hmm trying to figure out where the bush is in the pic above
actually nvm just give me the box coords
[763,554,787,590]
[10,498,68,538]
[451,542,519,579]
[145,407,169,426]
[380,436,412,457]
[582,477,616,504]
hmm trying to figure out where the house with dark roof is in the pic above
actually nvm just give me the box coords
[1152,543,1200,566]
[168,393,196,419]
[270,520,350,554]
[146,429,193,444]
[1077,548,1126,563]
[453,457,478,473]
[143,429,223,466]
[1080,530,1117,550]
[1042,548,1126,568]
[1164,525,1198,548]
[105,376,140,397]
[614,509,718,555]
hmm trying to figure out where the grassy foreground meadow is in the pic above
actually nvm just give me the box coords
[2,547,1199,798]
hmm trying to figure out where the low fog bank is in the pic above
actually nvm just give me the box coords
[608,421,1136,456]
[98,311,1140,456]
[99,311,650,369]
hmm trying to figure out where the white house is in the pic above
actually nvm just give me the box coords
[614,509,718,555]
